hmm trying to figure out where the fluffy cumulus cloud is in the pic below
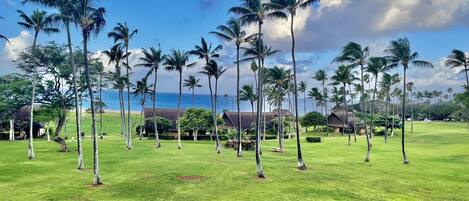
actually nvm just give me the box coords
[257,0,469,52]
[409,58,467,92]
[0,30,33,74]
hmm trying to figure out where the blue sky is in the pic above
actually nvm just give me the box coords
[1,0,469,95]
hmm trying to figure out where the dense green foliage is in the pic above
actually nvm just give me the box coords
[300,112,326,130]
[142,116,172,135]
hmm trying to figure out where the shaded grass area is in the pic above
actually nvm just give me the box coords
[0,112,468,200]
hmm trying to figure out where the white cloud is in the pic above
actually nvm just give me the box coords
[0,31,33,75]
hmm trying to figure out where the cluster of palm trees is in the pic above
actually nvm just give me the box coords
[14,0,469,185]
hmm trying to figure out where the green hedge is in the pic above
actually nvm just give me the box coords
[306,136,321,143]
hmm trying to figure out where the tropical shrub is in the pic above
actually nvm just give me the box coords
[142,116,172,135]
[306,136,321,143]
[300,112,326,131]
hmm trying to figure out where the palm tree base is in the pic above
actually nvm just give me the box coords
[297,161,307,170]
[155,142,161,149]
[256,167,265,178]
[403,160,410,164]
[364,158,370,162]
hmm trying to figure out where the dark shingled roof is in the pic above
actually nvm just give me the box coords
[14,104,42,121]
[144,108,185,131]
[222,112,277,130]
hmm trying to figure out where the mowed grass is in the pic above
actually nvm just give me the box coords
[1,112,468,201]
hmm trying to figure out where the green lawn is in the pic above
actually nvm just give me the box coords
[1,112,468,200]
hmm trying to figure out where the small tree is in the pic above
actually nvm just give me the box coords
[300,112,326,132]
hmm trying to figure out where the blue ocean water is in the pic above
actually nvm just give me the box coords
[85,90,316,115]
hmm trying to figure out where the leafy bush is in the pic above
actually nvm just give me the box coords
[179,108,223,133]
[143,116,172,135]
[373,115,401,129]
[306,136,321,143]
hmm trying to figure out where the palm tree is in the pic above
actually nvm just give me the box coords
[22,0,86,170]
[331,65,357,145]
[164,49,194,149]
[230,0,286,177]
[132,76,153,141]
[136,47,165,148]
[240,84,257,119]
[266,66,290,150]
[190,37,222,152]
[366,57,389,139]
[385,37,433,164]
[406,82,415,133]
[270,0,318,171]
[333,42,371,162]
[183,75,202,108]
[380,73,396,143]
[76,0,106,185]
[445,49,469,87]
[0,17,9,43]
[17,9,59,160]
[199,60,227,153]
[313,69,329,134]
[108,22,138,150]
[210,18,252,157]
[447,88,453,100]
[298,81,307,115]
[103,44,129,146]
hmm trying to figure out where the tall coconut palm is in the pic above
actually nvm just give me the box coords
[136,47,165,148]
[240,84,257,119]
[190,37,222,151]
[445,49,469,87]
[331,65,357,145]
[406,82,415,133]
[385,37,433,164]
[76,0,106,185]
[230,0,286,177]
[164,49,194,149]
[333,42,371,162]
[210,18,252,157]
[298,81,307,115]
[380,73,395,143]
[270,0,318,171]
[0,17,10,43]
[266,66,290,150]
[366,57,389,139]
[183,75,202,108]
[23,0,86,170]
[199,60,227,153]
[103,44,129,146]
[132,76,153,141]
[313,69,329,134]
[17,9,59,160]
[108,22,138,150]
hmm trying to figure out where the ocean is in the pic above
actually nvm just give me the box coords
[85,90,317,115]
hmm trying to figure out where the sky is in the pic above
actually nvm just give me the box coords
[1,0,469,96]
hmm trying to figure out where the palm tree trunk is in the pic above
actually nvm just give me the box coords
[214,78,221,154]
[192,88,195,108]
[120,87,127,144]
[370,75,379,146]
[385,91,390,143]
[343,83,350,145]
[153,69,161,148]
[177,72,183,149]
[9,119,15,141]
[83,32,101,185]
[28,31,39,160]
[255,21,264,178]
[277,86,284,150]
[465,65,469,88]
[99,73,103,139]
[139,92,146,141]
[402,67,409,164]
[236,46,242,157]
[125,46,132,150]
[207,75,217,148]
[324,83,329,136]
[361,65,371,162]
[67,22,83,168]
[348,85,357,142]
[391,96,395,137]
[290,14,306,170]
[410,91,414,133]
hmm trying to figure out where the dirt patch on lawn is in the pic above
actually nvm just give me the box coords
[176,175,204,181]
